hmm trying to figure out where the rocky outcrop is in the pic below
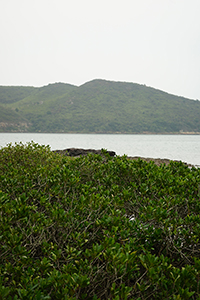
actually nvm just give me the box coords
[53,148,116,157]
[0,122,30,132]
[53,148,194,167]
[127,156,193,167]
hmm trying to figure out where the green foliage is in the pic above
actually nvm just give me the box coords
[0,86,36,104]
[0,83,76,132]
[1,80,200,133]
[0,142,200,299]
[0,104,29,132]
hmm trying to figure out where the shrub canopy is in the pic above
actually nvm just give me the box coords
[0,142,200,299]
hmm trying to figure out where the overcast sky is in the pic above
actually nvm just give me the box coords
[0,0,200,99]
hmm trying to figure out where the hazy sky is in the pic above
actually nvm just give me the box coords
[1,0,200,99]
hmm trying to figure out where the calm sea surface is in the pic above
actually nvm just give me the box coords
[0,133,199,167]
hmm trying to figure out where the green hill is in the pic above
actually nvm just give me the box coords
[0,83,76,132]
[0,104,30,132]
[1,79,200,133]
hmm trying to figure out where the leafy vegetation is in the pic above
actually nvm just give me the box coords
[0,104,29,132]
[1,79,200,133]
[0,86,36,104]
[1,142,200,299]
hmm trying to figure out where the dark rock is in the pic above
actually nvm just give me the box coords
[53,148,116,157]
[127,156,193,167]
[53,149,194,167]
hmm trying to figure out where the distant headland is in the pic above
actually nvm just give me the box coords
[1,79,200,133]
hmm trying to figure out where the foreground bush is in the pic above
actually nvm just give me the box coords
[0,142,200,299]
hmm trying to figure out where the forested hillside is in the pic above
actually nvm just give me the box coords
[1,79,200,133]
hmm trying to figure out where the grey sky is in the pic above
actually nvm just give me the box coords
[0,0,200,99]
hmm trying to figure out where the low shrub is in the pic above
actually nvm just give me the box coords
[0,142,200,299]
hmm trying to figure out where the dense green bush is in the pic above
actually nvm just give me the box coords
[0,142,200,299]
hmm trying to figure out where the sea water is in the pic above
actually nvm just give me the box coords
[0,133,199,167]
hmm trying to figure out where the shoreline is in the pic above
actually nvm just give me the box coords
[1,130,200,135]
[53,148,197,168]
[126,156,196,167]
